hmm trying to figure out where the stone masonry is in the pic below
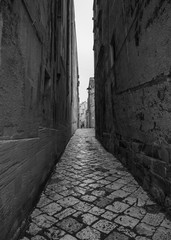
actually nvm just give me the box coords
[0,0,79,239]
[79,101,87,128]
[93,0,171,208]
[86,77,95,128]
[19,129,171,240]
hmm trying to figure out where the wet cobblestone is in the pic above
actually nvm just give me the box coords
[19,129,171,240]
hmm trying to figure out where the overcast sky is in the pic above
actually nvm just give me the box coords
[74,0,94,103]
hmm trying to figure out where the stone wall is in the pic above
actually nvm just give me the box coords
[79,101,87,128]
[87,77,95,128]
[0,0,79,239]
[94,0,171,208]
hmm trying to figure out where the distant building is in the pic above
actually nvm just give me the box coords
[79,101,87,128]
[86,77,95,128]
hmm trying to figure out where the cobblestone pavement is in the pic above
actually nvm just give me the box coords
[20,129,171,240]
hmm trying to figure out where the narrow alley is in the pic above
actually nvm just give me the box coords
[1,0,171,239]
[20,129,171,240]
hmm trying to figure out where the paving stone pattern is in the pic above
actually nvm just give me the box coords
[20,129,171,240]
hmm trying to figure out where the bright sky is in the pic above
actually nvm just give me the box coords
[74,0,94,103]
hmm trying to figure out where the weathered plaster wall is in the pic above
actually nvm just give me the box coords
[94,0,171,208]
[0,0,79,239]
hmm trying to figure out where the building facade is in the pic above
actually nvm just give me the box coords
[0,0,79,239]
[79,101,87,128]
[86,77,95,128]
[94,0,171,207]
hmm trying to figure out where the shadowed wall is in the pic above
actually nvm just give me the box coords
[0,0,79,239]
[94,0,171,208]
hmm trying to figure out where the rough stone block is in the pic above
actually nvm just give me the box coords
[132,142,142,153]
[166,166,171,182]
[152,160,166,178]
[164,196,171,208]
[158,146,170,163]
[151,185,165,204]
